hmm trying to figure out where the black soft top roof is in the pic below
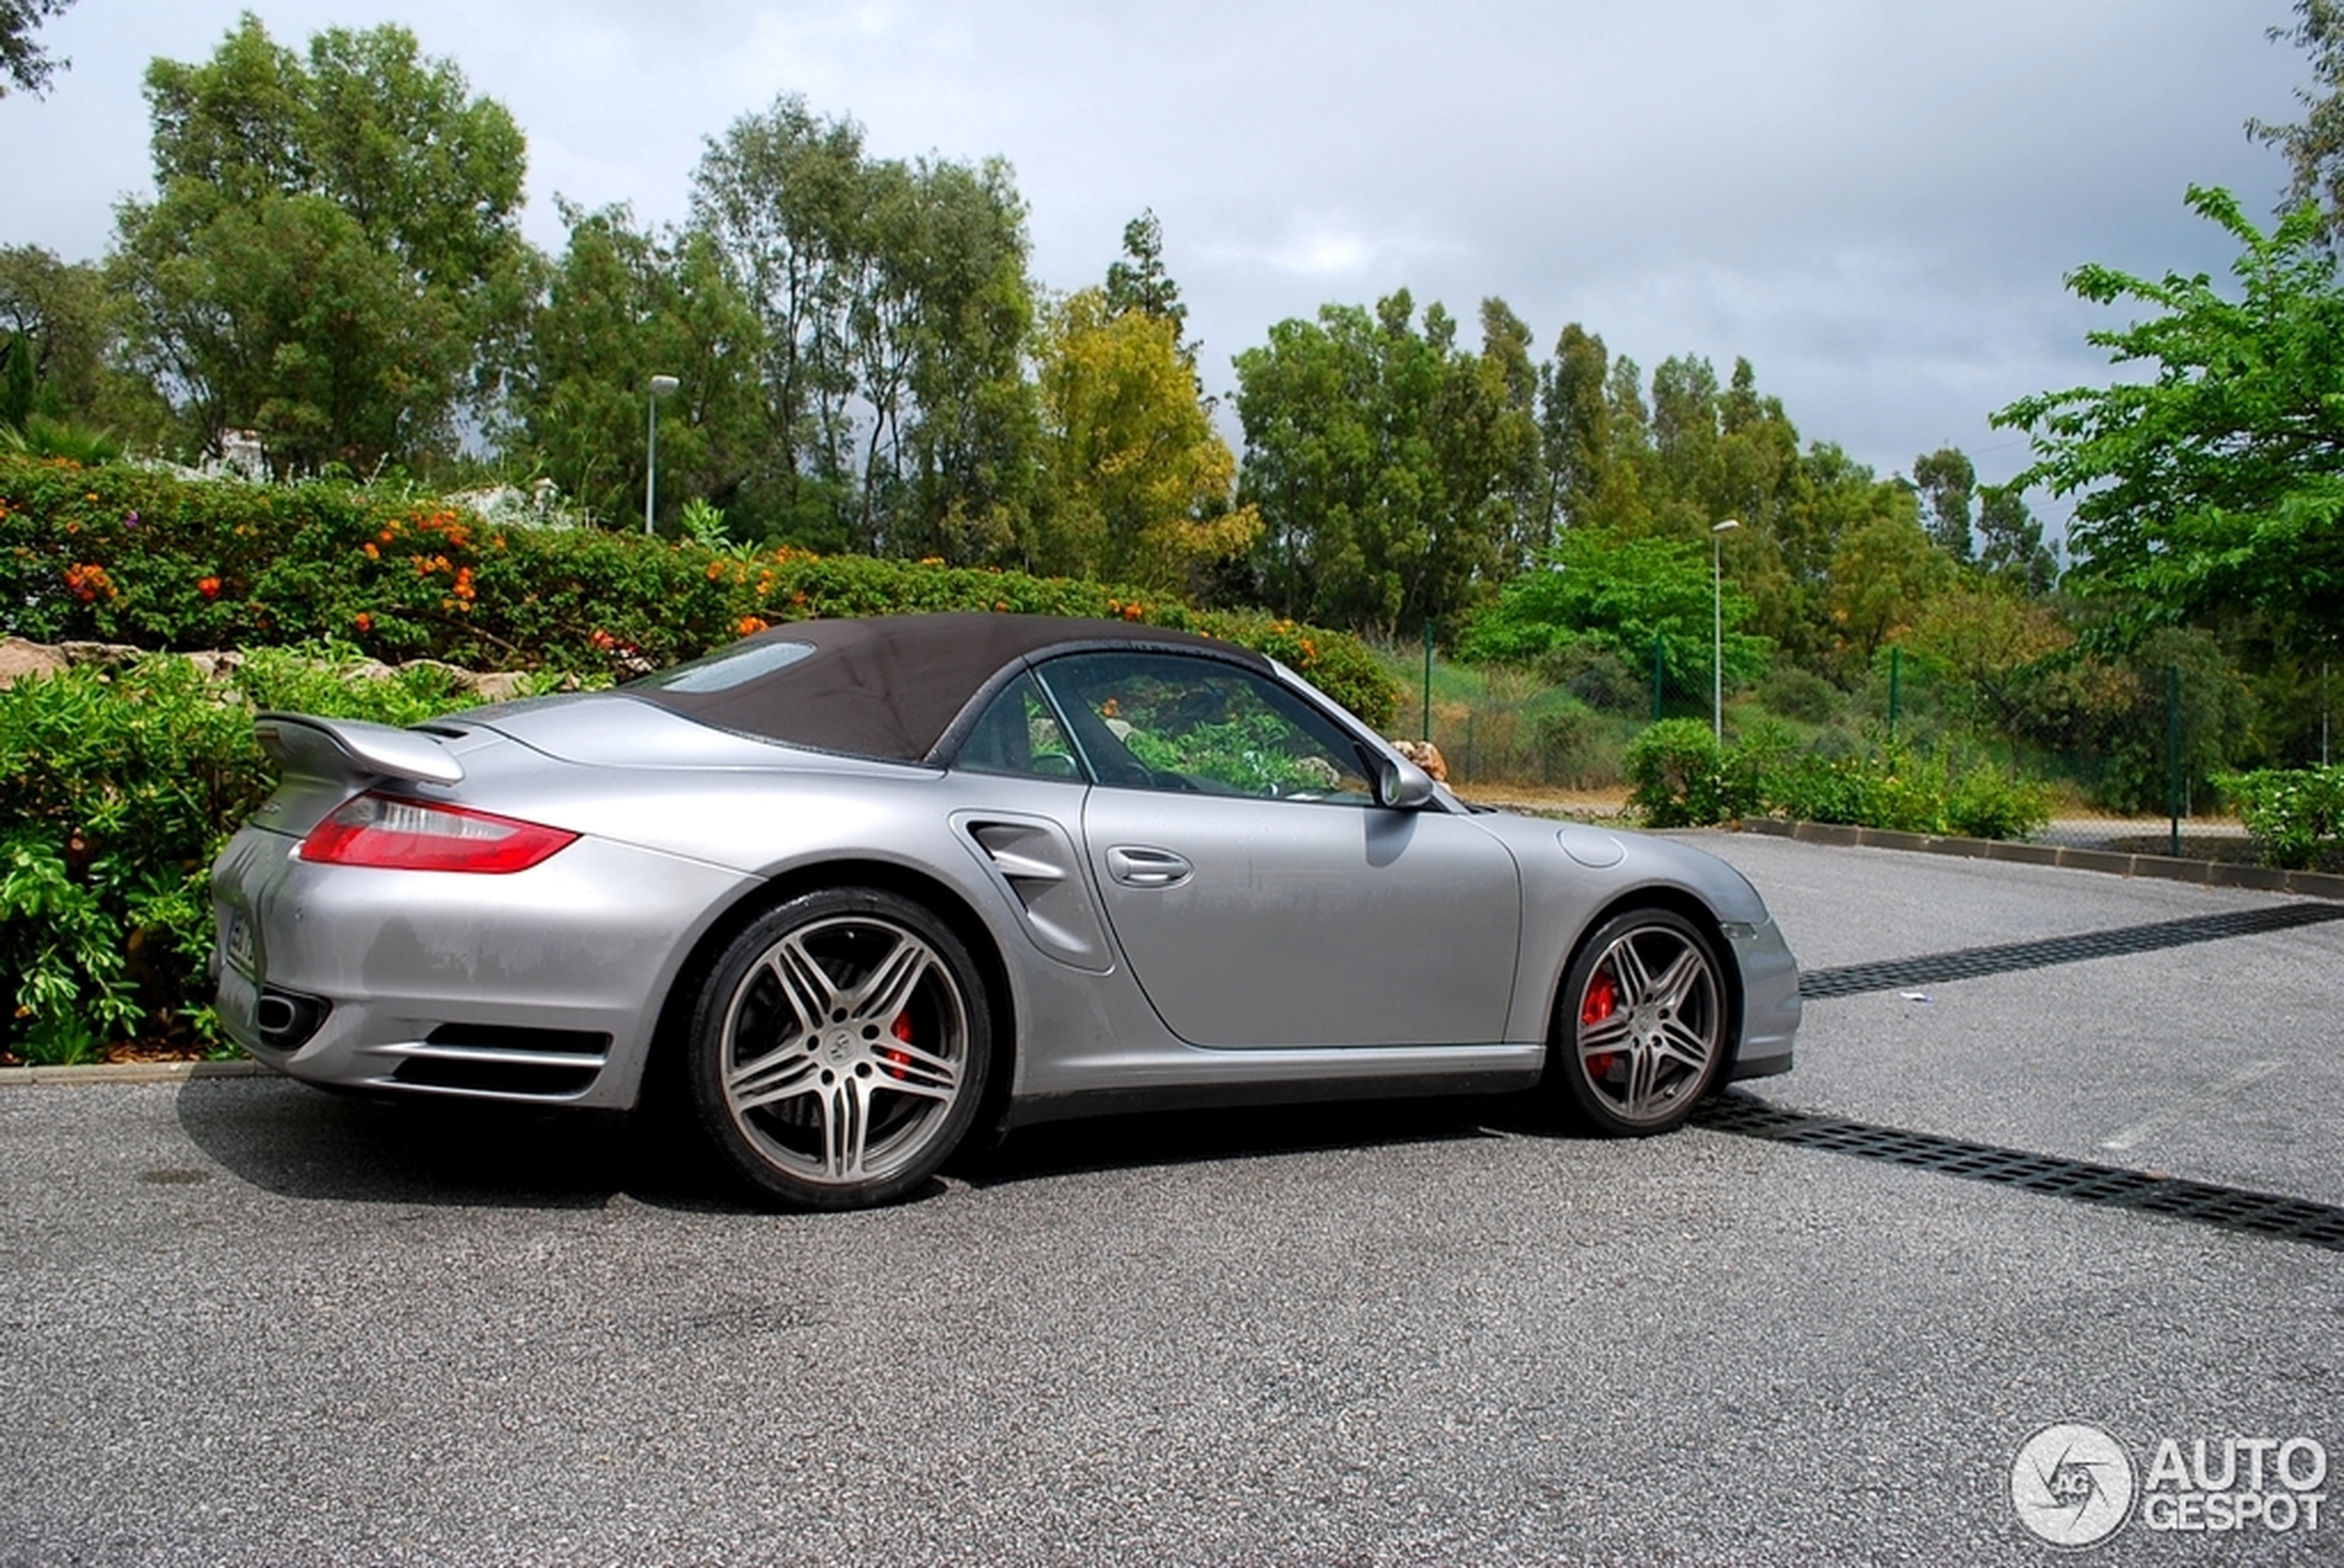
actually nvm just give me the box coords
[627,613,1264,762]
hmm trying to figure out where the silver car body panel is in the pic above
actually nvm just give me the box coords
[213,627,1800,1123]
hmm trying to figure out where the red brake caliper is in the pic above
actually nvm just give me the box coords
[1580,971,1620,1080]
[884,1011,915,1079]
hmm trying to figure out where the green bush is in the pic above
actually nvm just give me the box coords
[1626,716,2052,839]
[1625,719,1740,828]
[1539,640,1646,716]
[2217,766,2344,869]
[0,650,528,1062]
[0,455,1396,727]
[1757,664,1844,724]
[1529,700,1599,780]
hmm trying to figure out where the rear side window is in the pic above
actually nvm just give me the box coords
[955,674,1083,781]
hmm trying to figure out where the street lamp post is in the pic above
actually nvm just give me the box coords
[1712,518,1740,743]
[644,374,679,535]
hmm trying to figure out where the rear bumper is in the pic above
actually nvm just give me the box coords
[209,823,755,1108]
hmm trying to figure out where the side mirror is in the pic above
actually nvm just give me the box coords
[1374,754,1437,810]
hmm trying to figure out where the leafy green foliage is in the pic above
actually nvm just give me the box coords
[1458,527,1768,688]
[0,454,1393,725]
[110,16,531,471]
[1624,714,2051,838]
[1623,719,1740,829]
[0,649,511,1060]
[511,207,766,534]
[2217,765,2344,868]
[2250,1,2344,241]
[1,0,76,98]
[1234,290,1536,640]
[689,93,1038,558]
[1995,187,2344,655]
[1123,712,1321,797]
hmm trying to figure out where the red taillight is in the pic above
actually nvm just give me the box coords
[296,794,578,873]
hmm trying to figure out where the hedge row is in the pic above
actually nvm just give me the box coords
[1623,718,2057,841]
[0,455,1396,727]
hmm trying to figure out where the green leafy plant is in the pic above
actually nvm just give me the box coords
[2217,766,2344,868]
[0,454,1395,724]
[1624,719,1740,828]
[0,649,520,1060]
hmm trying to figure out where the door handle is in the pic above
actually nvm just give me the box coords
[1106,845,1193,889]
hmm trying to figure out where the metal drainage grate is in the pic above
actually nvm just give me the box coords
[1694,1095,2344,1254]
[1798,902,2344,999]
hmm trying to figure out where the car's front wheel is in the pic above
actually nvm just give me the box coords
[1549,907,1728,1135]
[687,887,991,1209]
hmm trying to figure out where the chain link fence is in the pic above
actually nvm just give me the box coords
[1385,634,2342,862]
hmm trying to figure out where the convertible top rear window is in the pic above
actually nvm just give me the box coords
[624,613,1262,762]
[634,640,817,694]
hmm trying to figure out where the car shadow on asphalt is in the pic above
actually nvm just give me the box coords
[952,1092,1549,1190]
[173,1075,1576,1213]
[171,1076,756,1213]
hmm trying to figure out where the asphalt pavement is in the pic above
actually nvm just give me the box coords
[3,833,2338,1566]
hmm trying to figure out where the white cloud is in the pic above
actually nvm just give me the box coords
[0,0,2314,497]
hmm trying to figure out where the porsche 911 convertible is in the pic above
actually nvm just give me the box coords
[210,613,1800,1208]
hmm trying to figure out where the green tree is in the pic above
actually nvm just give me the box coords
[690,94,1037,558]
[1538,321,1618,535]
[110,16,531,471]
[1104,209,1189,352]
[1234,290,1516,639]
[1,0,75,97]
[1976,484,2058,594]
[0,333,29,432]
[512,203,766,531]
[1828,501,1951,667]
[1911,446,1976,559]
[2251,1,2344,239]
[1457,526,1767,688]
[0,245,137,430]
[1994,186,2344,655]
[1474,298,1546,571]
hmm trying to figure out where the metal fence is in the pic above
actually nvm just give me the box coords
[1389,635,2340,861]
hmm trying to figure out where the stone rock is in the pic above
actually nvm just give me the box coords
[462,671,532,702]
[182,650,244,679]
[57,640,144,668]
[1389,737,1449,782]
[0,637,68,688]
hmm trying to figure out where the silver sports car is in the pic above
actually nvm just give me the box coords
[211,614,1800,1209]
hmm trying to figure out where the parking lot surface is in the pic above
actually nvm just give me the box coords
[3,834,2338,1565]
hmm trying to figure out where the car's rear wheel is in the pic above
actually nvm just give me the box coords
[687,887,990,1209]
[1549,907,1728,1135]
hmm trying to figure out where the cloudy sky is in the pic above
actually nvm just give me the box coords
[0,1,2314,502]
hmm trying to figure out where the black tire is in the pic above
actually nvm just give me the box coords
[1549,907,1728,1136]
[686,887,992,1210]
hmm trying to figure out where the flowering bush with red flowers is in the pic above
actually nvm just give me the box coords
[0,455,1396,725]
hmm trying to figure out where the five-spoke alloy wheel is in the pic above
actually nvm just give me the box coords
[688,887,990,1209]
[1551,907,1728,1135]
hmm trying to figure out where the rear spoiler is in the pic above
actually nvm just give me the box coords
[254,712,465,786]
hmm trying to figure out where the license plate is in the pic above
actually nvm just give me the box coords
[222,911,259,981]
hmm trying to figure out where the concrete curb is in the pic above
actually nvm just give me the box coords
[0,1058,267,1088]
[1735,816,2344,900]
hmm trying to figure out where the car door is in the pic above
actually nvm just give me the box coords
[1034,651,1522,1048]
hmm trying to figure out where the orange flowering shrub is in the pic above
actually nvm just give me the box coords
[0,454,1396,725]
